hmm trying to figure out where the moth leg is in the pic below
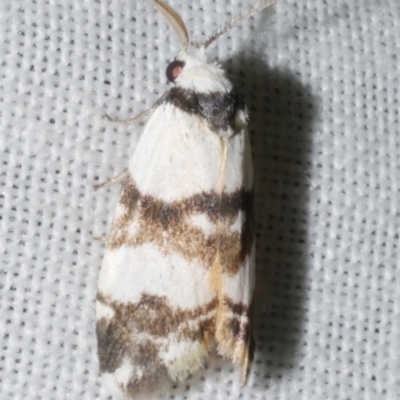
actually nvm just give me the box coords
[105,107,155,125]
[104,91,169,125]
[92,235,108,242]
[94,169,128,191]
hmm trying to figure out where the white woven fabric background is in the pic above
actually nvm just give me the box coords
[1,0,399,399]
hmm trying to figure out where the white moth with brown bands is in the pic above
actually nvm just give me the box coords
[96,1,277,398]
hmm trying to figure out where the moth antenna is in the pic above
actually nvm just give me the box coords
[203,0,278,49]
[154,0,189,51]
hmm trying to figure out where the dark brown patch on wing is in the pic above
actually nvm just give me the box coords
[138,188,253,225]
[124,341,169,398]
[108,176,254,276]
[98,320,170,398]
[97,292,217,339]
[165,87,245,133]
[119,176,140,211]
[220,297,253,345]
[228,318,241,338]
[224,297,250,318]
[214,297,255,384]
[96,292,217,394]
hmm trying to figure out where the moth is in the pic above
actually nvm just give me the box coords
[96,0,277,398]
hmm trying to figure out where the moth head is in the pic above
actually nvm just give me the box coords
[154,0,278,84]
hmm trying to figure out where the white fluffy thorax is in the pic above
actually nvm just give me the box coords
[174,48,233,93]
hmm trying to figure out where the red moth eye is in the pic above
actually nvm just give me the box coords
[166,60,185,82]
